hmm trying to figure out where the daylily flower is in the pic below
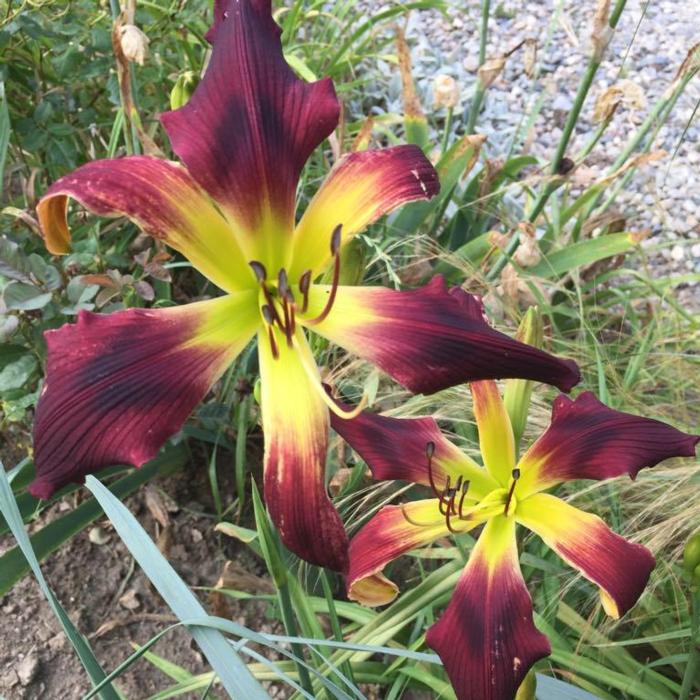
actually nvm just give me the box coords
[29,0,580,573]
[332,386,699,698]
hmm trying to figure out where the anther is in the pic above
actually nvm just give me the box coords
[278,268,289,296]
[330,223,342,255]
[504,468,520,516]
[249,260,267,283]
[303,225,342,327]
[438,476,452,515]
[261,304,274,325]
[299,270,311,313]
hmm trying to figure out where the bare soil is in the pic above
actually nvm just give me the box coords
[0,453,282,700]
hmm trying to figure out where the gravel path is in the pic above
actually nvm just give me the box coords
[373,0,700,305]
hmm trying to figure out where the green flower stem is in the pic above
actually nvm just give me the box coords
[440,106,454,155]
[486,0,628,282]
[465,0,491,134]
[680,589,700,700]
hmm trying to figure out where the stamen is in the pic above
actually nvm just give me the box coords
[249,260,267,282]
[457,480,470,519]
[298,270,311,313]
[281,294,293,347]
[438,476,452,515]
[504,468,520,516]
[267,325,279,360]
[285,290,296,336]
[330,223,342,255]
[278,268,289,296]
[303,225,342,327]
[261,304,274,325]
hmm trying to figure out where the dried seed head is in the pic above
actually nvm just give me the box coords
[119,24,149,66]
[433,74,460,110]
[478,57,506,89]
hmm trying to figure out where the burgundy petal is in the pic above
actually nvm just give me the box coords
[29,294,258,498]
[162,0,340,268]
[330,407,497,499]
[426,516,551,700]
[258,329,348,572]
[517,494,656,619]
[36,156,253,292]
[517,391,699,497]
[306,276,581,394]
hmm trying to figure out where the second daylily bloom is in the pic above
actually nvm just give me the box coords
[332,386,698,698]
[30,0,580,572]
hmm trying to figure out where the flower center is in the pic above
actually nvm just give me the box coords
[249,224,343,360]
[401,443,521,532]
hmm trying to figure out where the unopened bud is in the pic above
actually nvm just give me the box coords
[503,307,544,445]
[433,74,459,110]
[253,378,262,405]
[683,530,700,583]
[169,71,199,110]
[119,24,149,66]
[515,670,537,700]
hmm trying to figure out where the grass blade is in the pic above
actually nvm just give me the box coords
[0,462,120,699]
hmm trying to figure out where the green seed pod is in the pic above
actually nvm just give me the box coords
[253,377,262,405]
[503,306,544,445]
[169,71,199,111]
[683,529,700,574]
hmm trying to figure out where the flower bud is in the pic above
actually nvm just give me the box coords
[683,530,700,579]
[433,74,459,110]
[119,24,149,66]
[169,71,199,111]
[503,307,544,445]
[515,670,537,700]
[253,377,262,405]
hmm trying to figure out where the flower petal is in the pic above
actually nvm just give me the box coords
[330,408,497,499]
[36,156,252,293]
[347,499,451,606]
[517,493,655,618]
[258,328,348,572]
[161,0,340,270]
[470,380,516,486]
[29,292,258,499]
[304,276,580,394]
[426,516,550,700]
[517,391,699,498]
[290,146,439,277]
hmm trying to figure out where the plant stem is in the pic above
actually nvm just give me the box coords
[465,0,491,133]
[440,106,453,155]
[486,0,629,282]
[680,589,700,700]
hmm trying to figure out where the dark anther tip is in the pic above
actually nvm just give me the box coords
[249,260,267,282]
[330,223,343,255]
[425,441,435,458]
[299,269,311,292]
[278,268,289,294]
[261,304,274,325]
[512,468,521,480]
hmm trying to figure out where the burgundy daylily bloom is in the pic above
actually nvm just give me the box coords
[333,388,698,698]
[31,0,580,573]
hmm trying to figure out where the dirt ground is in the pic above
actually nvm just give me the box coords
[0,448,288,700]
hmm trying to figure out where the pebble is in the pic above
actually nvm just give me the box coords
[17,652,39,686]
[362,0,700,308]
